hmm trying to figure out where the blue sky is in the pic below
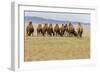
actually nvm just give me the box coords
[24,11,90,23]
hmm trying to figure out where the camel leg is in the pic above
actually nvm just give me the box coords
[80,32,82,37]
[31,33,33,36]
[37,32,38,36]
[53,32,55,36]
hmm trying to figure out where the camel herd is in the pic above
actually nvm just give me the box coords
[26,21,83,37]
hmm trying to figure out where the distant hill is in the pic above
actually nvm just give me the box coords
[24,16,90,25]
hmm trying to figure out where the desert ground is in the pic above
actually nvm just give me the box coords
[24,24,90,61]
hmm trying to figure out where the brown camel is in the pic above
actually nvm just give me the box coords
[77,22,83,37]
[48,24,55,36]
[42,23,48,36]
[60,24,65,36]
[37,24,43,36]
[64,24,69,36]
[26,21,34,36]
[68,22,77,37]
[54,24,61,36]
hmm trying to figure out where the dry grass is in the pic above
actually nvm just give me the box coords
[24,24,90,61]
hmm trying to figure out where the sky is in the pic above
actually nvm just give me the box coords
[24,11,90,23]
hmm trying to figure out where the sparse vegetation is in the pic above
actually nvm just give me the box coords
[24,24,90,61]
